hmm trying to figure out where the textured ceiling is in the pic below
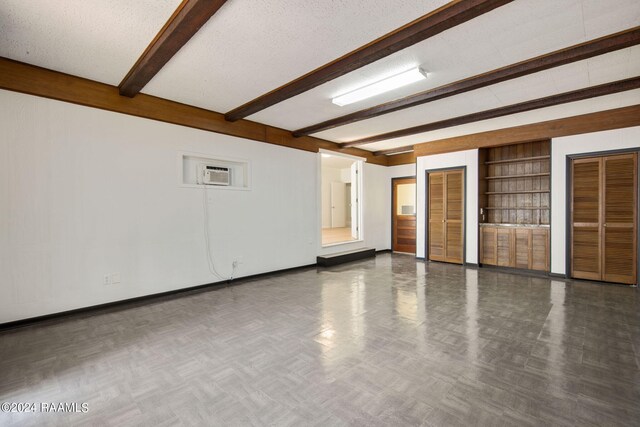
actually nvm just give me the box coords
[0,0,182,85]
[0,0,639,153]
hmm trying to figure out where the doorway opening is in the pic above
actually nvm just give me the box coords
[321,153,362,246]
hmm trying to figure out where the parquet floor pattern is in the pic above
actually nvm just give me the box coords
[1,254,639,426]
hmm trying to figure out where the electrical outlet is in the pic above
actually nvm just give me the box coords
[111,273,121,284]
[103,275,111,286]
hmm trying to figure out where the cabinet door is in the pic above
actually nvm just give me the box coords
[514,228,531,269]
[480,227,497,265]
[603,154,637,284]
[571,158,602,280]
[531,228,549,271]
[496,228,512,267]
[445,170,464,264]
[428,172,445,262]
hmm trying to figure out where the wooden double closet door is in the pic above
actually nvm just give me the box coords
[571,153,637,284]
[428,169,464,264]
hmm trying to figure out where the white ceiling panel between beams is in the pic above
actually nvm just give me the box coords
[359,89,640,152]
[0,0,182,85]
[313,46,640,144]
[144,0,448,113]
[250,0,639,132]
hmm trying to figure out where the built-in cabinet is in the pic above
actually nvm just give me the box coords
[571,153,637,285]
[480,225,549,271]
[479,141,550,272]
[428,169,464,264]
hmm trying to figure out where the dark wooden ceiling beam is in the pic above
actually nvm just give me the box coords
[341,76,640,147]
[373,146,415,156]
[294,26,640,137]
[119,0,228,97]
[224,0,514,122]
[0,57,388,166]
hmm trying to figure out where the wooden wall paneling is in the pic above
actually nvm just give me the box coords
[571,158,603,280]
[413,105,640,157]
[0,57,388,165]
[602,153,637,284]
[386,151,416,166]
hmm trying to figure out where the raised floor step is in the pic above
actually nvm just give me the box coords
[317,248,376,267]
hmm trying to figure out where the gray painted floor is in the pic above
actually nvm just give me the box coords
[1,254,639,426]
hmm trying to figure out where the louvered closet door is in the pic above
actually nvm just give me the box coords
[603,154,637,284]
[572,158,602,280]
[428,172,445,261]
[428,170,464,264]
[444,171,464,264]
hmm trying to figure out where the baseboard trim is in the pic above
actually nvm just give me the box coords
[0,262,317,332]
[478,264,552,279]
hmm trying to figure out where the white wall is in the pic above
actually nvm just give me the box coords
[0,89,400,323]
[416,150,479,262]
[551,126,640,275]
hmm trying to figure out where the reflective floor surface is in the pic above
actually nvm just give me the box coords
[1,253,639,426]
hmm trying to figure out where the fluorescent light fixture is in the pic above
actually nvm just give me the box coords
[321,153,332,158]
[332,67,427,107]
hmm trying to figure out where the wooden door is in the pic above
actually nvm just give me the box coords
[571,153,637,284]
[392,177,416,253]
[445,171,464,263]
[602,154,637,284]
[428,169,464,264]
[572,157,602,280]
[428,173,445,261]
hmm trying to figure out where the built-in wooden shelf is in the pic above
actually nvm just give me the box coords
[484,206,550,210]
[479,141,551,272]
[484,155,550,165]
[485,173,550,180]
[484,190,550,195]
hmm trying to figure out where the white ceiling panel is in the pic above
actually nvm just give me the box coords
[0,0,182,85]
[1,0,637,154]
[313,47,640,144]
[144,0,449,113]
[249,0,638,134]
[360,89,640,152]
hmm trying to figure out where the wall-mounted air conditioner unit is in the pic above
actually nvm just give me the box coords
[202,165,230,186]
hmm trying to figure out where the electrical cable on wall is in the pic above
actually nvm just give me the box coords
[202,184,236,281]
